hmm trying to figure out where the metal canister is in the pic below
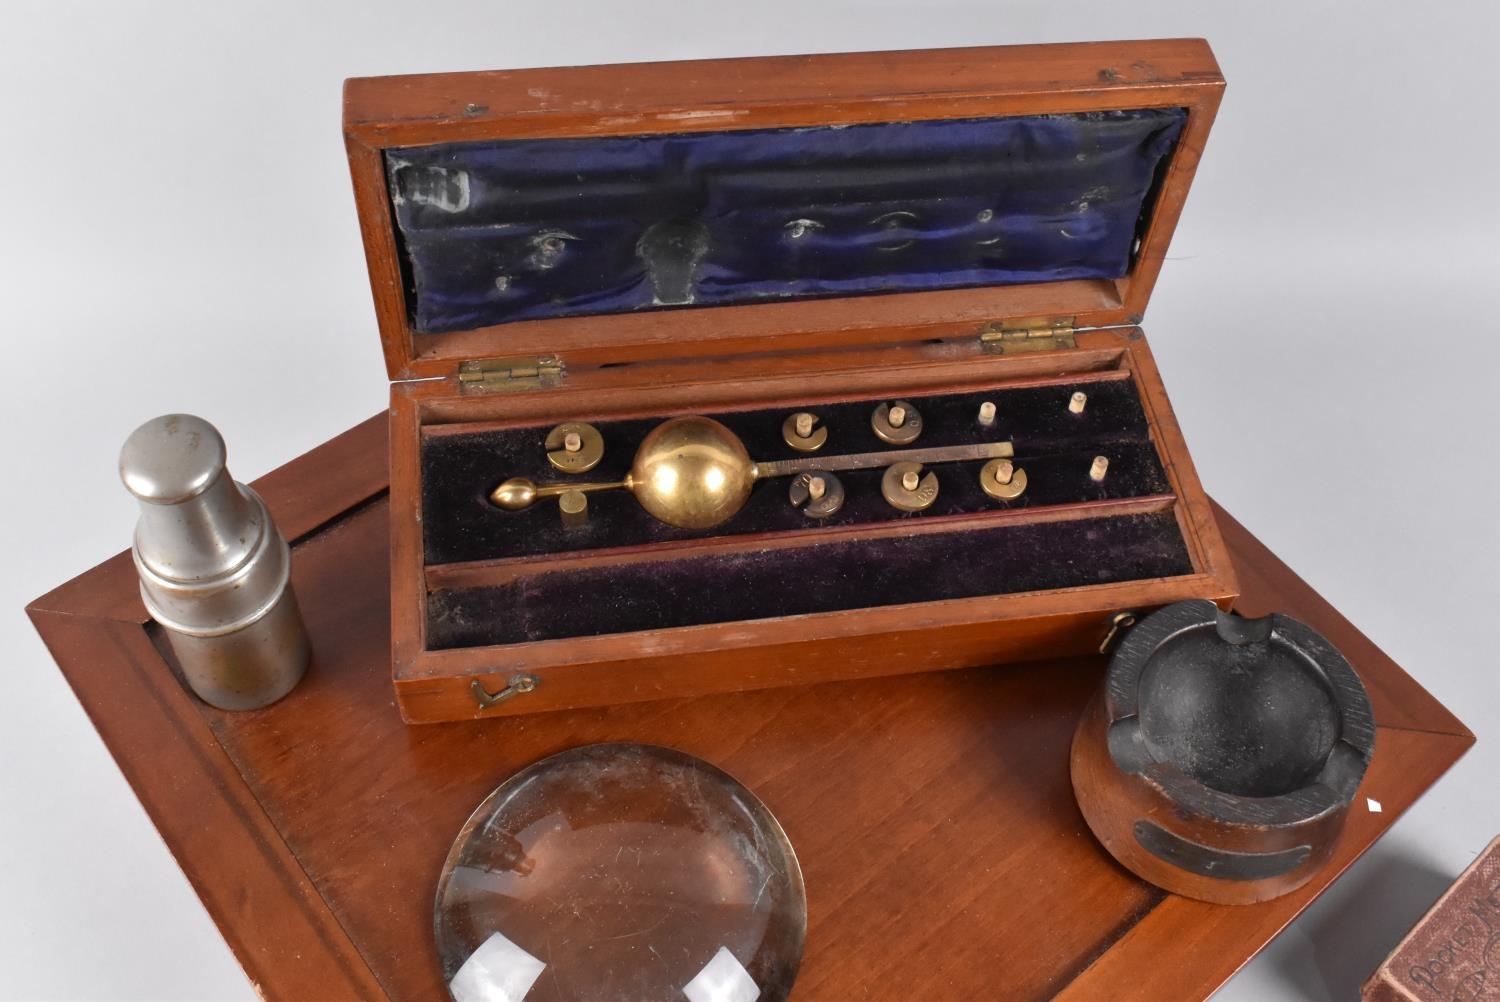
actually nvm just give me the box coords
[119,414,309,710]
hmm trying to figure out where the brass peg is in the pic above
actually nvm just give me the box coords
[788,470,844,518]
[1068,391,1088,415]
[980,457,1027,500]
[558,489,589,528]
[977,401,997,428]
[782,411,828,453]
[545,422,604,473]
[872,400,922,445]
[882,461,939,512]
[1090,456,1110,482]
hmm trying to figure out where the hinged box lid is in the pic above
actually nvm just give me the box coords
[344,39,1223,382]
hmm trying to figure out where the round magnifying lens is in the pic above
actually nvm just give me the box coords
[436,743,806,1002]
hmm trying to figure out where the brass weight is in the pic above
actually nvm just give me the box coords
[781,412,827,453]
[490,415,1013,530]
[881,461,939,512]
[788,471,844,518]
[545,422,604,473]
[980,458,1027,500]
[558,490,589,528]
[872,400,922,445]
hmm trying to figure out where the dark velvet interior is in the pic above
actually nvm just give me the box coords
[421,379,1194,649]
[421,378,1172,564]
[428,511,1191,648]
[386,109,1186,333]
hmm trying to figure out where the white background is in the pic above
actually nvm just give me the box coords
[2,2,1497,999]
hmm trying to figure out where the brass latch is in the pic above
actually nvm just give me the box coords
[471,673,539,710]
[458,355,565,392]
[1098,611,1138,655]
[979,318,1077,354]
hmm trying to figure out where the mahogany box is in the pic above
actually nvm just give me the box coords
[343,39,1239,724]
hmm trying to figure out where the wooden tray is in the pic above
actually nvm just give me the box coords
[27,414,1473,1001]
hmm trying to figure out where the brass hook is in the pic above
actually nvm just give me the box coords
[471,673,539,710]
[1098,611,1138,655]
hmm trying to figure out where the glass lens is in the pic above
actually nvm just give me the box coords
[436,743,805,1002]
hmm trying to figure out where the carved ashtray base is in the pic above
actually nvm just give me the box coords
[1070,599,1377,904]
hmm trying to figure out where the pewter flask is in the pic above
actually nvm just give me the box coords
[120,414,309,710]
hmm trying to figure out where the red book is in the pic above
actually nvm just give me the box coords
[1365,836,1500,1001]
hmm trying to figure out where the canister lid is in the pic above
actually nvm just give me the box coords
[120,414,227,505]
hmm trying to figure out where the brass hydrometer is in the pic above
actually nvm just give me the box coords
[490,415,1014,530]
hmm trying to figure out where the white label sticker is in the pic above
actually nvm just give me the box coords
[682,946,761,1002]
[1367,797,1383,813]
[448,931,546,1002]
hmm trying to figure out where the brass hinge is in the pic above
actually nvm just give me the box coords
[978,317,1078,354]
[457,354,565,392]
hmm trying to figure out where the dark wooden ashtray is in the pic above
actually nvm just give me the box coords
[1071,599,1376,904]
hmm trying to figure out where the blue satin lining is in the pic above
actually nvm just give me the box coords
[387,109,1186,333]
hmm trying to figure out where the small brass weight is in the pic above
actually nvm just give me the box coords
[545,422,604,473]
[788,471,844,518]
[558,490,589,528]
[781,411,827,453]
[491,415,1013,530]
[981,458,1027,500]
[872,400,922,445]
[882,462,939,512]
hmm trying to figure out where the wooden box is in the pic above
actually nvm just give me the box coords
[343,39,1239,724]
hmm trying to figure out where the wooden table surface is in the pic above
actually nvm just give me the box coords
[27,414,1473,1001]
